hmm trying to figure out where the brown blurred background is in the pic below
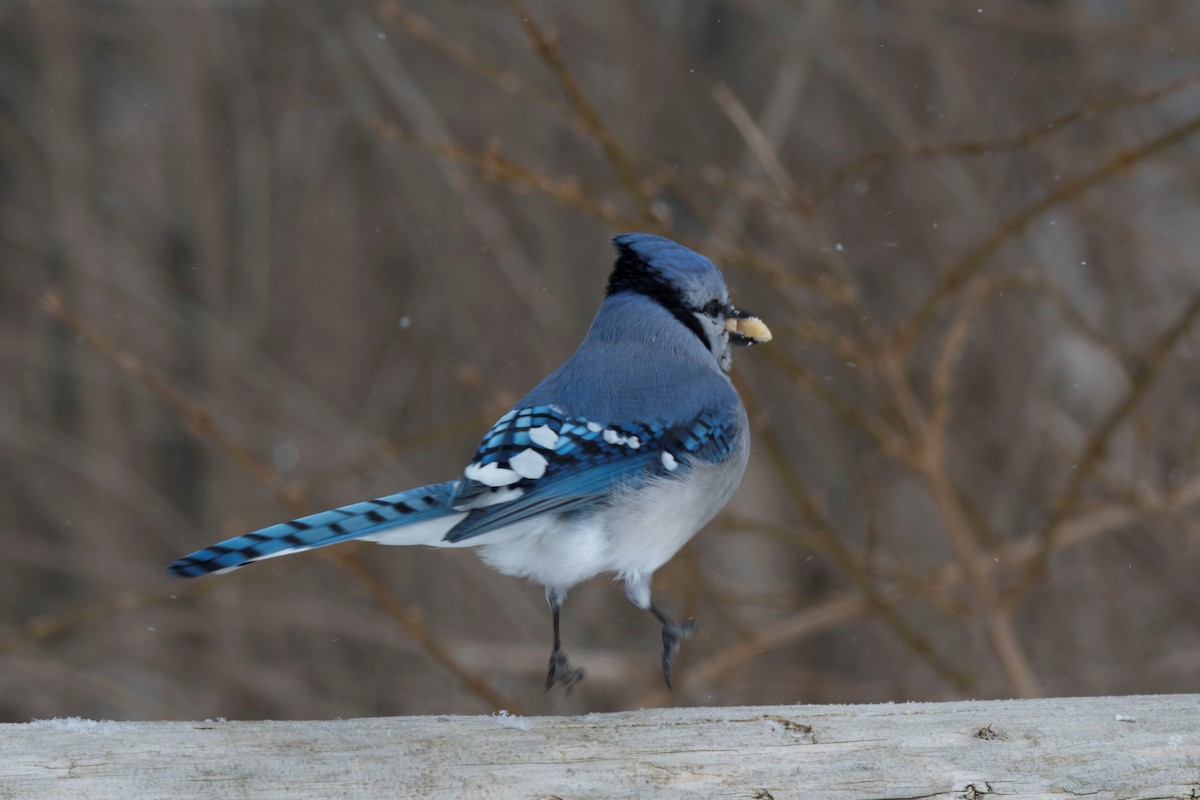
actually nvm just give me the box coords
[2,0,1199,722]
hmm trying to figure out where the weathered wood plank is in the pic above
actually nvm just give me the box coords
[2,695,1197,799]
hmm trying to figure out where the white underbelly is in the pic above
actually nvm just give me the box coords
[474,515,611,591]
[472,457,742,599]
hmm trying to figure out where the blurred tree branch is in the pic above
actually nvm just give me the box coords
[896,111,1200,353]
[36,288,519,714]
[805,69,1200,206]
[6,1,1200,718]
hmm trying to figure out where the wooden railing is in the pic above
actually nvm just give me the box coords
[4,694,1197,798]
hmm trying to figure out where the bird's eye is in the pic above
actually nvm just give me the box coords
[701,299,723,317]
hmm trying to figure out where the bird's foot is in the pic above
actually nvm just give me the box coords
[546,649,585,693]
[660,617,699,690]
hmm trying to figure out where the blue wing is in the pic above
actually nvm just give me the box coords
[445,404,739,541]
[166,405,741,576]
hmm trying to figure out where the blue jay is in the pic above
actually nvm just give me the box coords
[168,233,771,690]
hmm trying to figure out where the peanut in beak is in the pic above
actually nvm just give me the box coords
[724,316,772,343]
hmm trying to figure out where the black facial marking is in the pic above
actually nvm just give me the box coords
[606,247,712,349]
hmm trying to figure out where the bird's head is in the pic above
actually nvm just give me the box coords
[606,233,771,371]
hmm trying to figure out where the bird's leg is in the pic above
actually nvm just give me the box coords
[545,594,584,692]
[649,603,699,689]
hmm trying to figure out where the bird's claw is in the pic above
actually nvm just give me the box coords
[660,618,699,689]
[546,649,585,693]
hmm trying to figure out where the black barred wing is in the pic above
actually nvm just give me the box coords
[445,405,739,541]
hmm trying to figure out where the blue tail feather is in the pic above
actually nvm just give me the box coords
[167,481,459,578]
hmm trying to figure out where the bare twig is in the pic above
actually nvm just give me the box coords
[806,69,1200,205]
[0,581,227,658]
[377,1,568,118]
[39,289,294,501]
[296,411,496,500]
[713,82,799,201]
[372,119,641,230]
[1013,284,1200,601]
[914,445,1041,697]
[706,84,1041,695]
[330,550,521,713]
[504,0,659,225]
[758,344,909,461]
[670,470,1200,701]
[37,288,517,713]
[637,593,869,707]
[894,112,1200,354]
[927,270,1125,448]
[736,376,972,691]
